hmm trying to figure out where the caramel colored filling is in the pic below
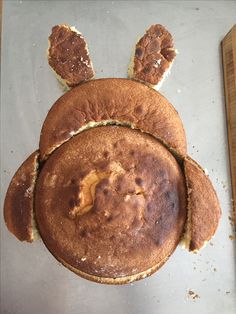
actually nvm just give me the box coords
[69,162,125,217]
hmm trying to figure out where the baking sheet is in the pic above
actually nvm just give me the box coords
[1,1,236,313]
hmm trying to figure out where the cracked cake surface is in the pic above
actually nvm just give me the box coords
[129,24,176,87]
[48,24,94,87]
[35,126,187,282]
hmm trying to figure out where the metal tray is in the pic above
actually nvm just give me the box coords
[1,1,235,313]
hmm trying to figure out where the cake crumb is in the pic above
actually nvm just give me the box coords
[229,235,235,240]
[188,290,200,300]
[226,291,230,295]
[228,210,235,226]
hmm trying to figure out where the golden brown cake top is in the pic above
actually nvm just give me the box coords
[48,24,94,87]
[131,24,176,86]
[39,78,187,160]
[35,126,187,280]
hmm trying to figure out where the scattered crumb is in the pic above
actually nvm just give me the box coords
[193,266,196,270]
[188,290,200,300]
[226,291,230,295]
[218,288,221,292]
[192,145,195,148]
[202,278,206,282]
[213,268,217,272]
[228,215,233,223]
[195,7,199,10]
[10,150,14,153]
[204,168,209,176]
[81,257,86,261]
[210,242,213,246]
[228,210,235,226]
[229,235,235,240]
[177,89,181,93]
[32,43,36,47]
[220,180,227,190]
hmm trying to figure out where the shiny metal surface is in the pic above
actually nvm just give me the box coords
[1,1,236,313]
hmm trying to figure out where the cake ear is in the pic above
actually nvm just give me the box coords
[183,157,221,252]
[128,24,177,90]
[4,151,39,242]
[47,24,95,89]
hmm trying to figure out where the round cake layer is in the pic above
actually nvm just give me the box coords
[35,126,187,281]
[39,78,187,160]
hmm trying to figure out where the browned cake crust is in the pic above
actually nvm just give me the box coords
[35,126,187,283]
[48,248,171,284]
[4,151,39,242]
[48,24,94,87]
[130,24,176,86]
[39,78,187,160]
[184,157,221,251]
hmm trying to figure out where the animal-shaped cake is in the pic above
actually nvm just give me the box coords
[4,24,221,284]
